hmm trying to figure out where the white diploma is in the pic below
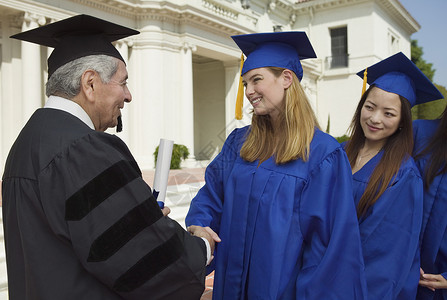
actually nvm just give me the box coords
[153,138,174,209]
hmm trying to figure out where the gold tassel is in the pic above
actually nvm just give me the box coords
[235,53,245,120]
[361,68,368,96]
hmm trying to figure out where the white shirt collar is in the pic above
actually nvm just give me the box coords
[44,95,95,130]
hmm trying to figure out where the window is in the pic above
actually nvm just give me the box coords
[330,27,348,68]
[389,31,399,54]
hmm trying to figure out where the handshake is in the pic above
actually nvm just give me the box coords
[187,225,221,263]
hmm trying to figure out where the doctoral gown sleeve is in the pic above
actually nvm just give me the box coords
[295,147,367,299]
[38,132,207,300]
[356,163,423,300]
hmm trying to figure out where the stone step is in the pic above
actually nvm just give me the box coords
[164,182,204,229]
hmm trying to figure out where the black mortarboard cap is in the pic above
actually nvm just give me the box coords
[10,14,139,77]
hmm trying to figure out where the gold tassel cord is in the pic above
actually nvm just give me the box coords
[235,53,245,120]
[361,68,368,97]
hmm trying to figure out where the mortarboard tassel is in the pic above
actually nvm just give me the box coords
[116,115,123,132]
[235,53,245,120]
[361,68,368,97]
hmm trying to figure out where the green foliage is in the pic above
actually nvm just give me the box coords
[411,40,435,81]
[412,84,447,120]
[411,40,447,120]
[335,134,350,143]
[154,143,190,169]
[326,114,331,133]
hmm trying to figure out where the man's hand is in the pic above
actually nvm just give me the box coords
[161,206,171,216]
[187,225,221,254]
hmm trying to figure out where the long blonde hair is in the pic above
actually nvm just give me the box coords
[240,67,320,164]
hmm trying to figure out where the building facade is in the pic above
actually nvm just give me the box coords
[0,0,418,172]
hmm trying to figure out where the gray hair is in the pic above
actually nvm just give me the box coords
[45,55,119,98]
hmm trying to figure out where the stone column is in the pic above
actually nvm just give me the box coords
[1,15,18,175]
[180,42,196,163]
[21,12,46,122]
[114,39,131,143]
[224,60,248,137]
[43,18,56,84]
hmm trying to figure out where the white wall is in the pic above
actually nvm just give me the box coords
[292,0,416,136]
[0,0,418,170]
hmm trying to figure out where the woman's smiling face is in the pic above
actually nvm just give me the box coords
[242,67,287,121]
[360,86,402,146]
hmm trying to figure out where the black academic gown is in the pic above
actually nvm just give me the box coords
[2,108,206,300]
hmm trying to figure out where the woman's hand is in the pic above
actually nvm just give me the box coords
[419,268,447,291]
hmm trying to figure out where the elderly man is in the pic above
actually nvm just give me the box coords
[2,14,215,300]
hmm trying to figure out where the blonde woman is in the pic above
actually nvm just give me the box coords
[186,32,366,300]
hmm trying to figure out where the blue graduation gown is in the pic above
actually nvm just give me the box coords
[186,126,367,300]
[349,148,423,300]
[413,119,447,300]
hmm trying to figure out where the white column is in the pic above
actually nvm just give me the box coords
[180,42,196,162]
[113,40,131,143]
[1,16,13,176]
[130,42,164,169]
[43,18,56,85]
[21,12,45,123]
[224,60,249,137]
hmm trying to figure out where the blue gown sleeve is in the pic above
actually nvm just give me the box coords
[296,147,367,299]
[358,165,423,299]
[412,119,420,150]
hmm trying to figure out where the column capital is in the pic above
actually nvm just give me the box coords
[115,38,135,48]
[23,12,47,27]
[181,42,197,53]
[289,13,297,26]
[267,1,277,13]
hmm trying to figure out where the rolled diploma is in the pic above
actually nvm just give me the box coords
[153,138,174,209]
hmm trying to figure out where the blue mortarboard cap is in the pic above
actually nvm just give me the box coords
[231,31,317,80]
[357,52,443,107]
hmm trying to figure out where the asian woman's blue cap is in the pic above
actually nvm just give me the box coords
[356,52,443,107]
[231,31,317,80]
